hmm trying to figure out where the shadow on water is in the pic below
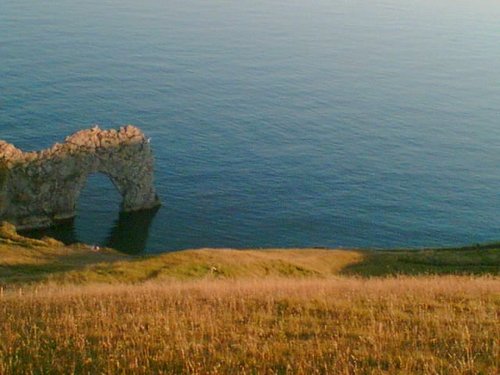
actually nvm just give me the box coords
[105,207,159,254]
[21,207,159,254]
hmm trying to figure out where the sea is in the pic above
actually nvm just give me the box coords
[1,0,499,253]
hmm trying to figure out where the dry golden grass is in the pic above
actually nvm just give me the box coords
[1,276,499,374]
[1,225,499,373]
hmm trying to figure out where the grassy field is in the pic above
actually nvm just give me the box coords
[0,222,499,374]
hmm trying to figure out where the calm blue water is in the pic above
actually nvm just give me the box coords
[1,0,499,252]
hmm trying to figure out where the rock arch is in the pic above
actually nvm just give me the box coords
[0,125,161,230]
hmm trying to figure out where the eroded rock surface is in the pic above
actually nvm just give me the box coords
[0,125,160,230]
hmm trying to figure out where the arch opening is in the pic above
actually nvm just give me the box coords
[74,172,122,246]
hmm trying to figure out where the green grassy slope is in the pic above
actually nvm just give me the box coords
[342,246,500,276]
[1,222,498,286]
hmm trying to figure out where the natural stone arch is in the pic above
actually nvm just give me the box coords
[0,125,160,230]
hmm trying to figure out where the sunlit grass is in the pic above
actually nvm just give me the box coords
[1,277,499,374]
[1,224,499,373]
[2,233,498,286]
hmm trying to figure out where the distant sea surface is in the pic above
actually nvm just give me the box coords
[1,0,499,253]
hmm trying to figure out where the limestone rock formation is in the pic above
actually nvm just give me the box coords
[0,125,161,230]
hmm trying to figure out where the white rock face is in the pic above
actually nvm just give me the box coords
[0,125,161,230]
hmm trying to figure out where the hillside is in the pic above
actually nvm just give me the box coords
[1,222,498,286]
[0,223,499,374]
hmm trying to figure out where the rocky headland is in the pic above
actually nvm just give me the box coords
[0,125,160,230]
